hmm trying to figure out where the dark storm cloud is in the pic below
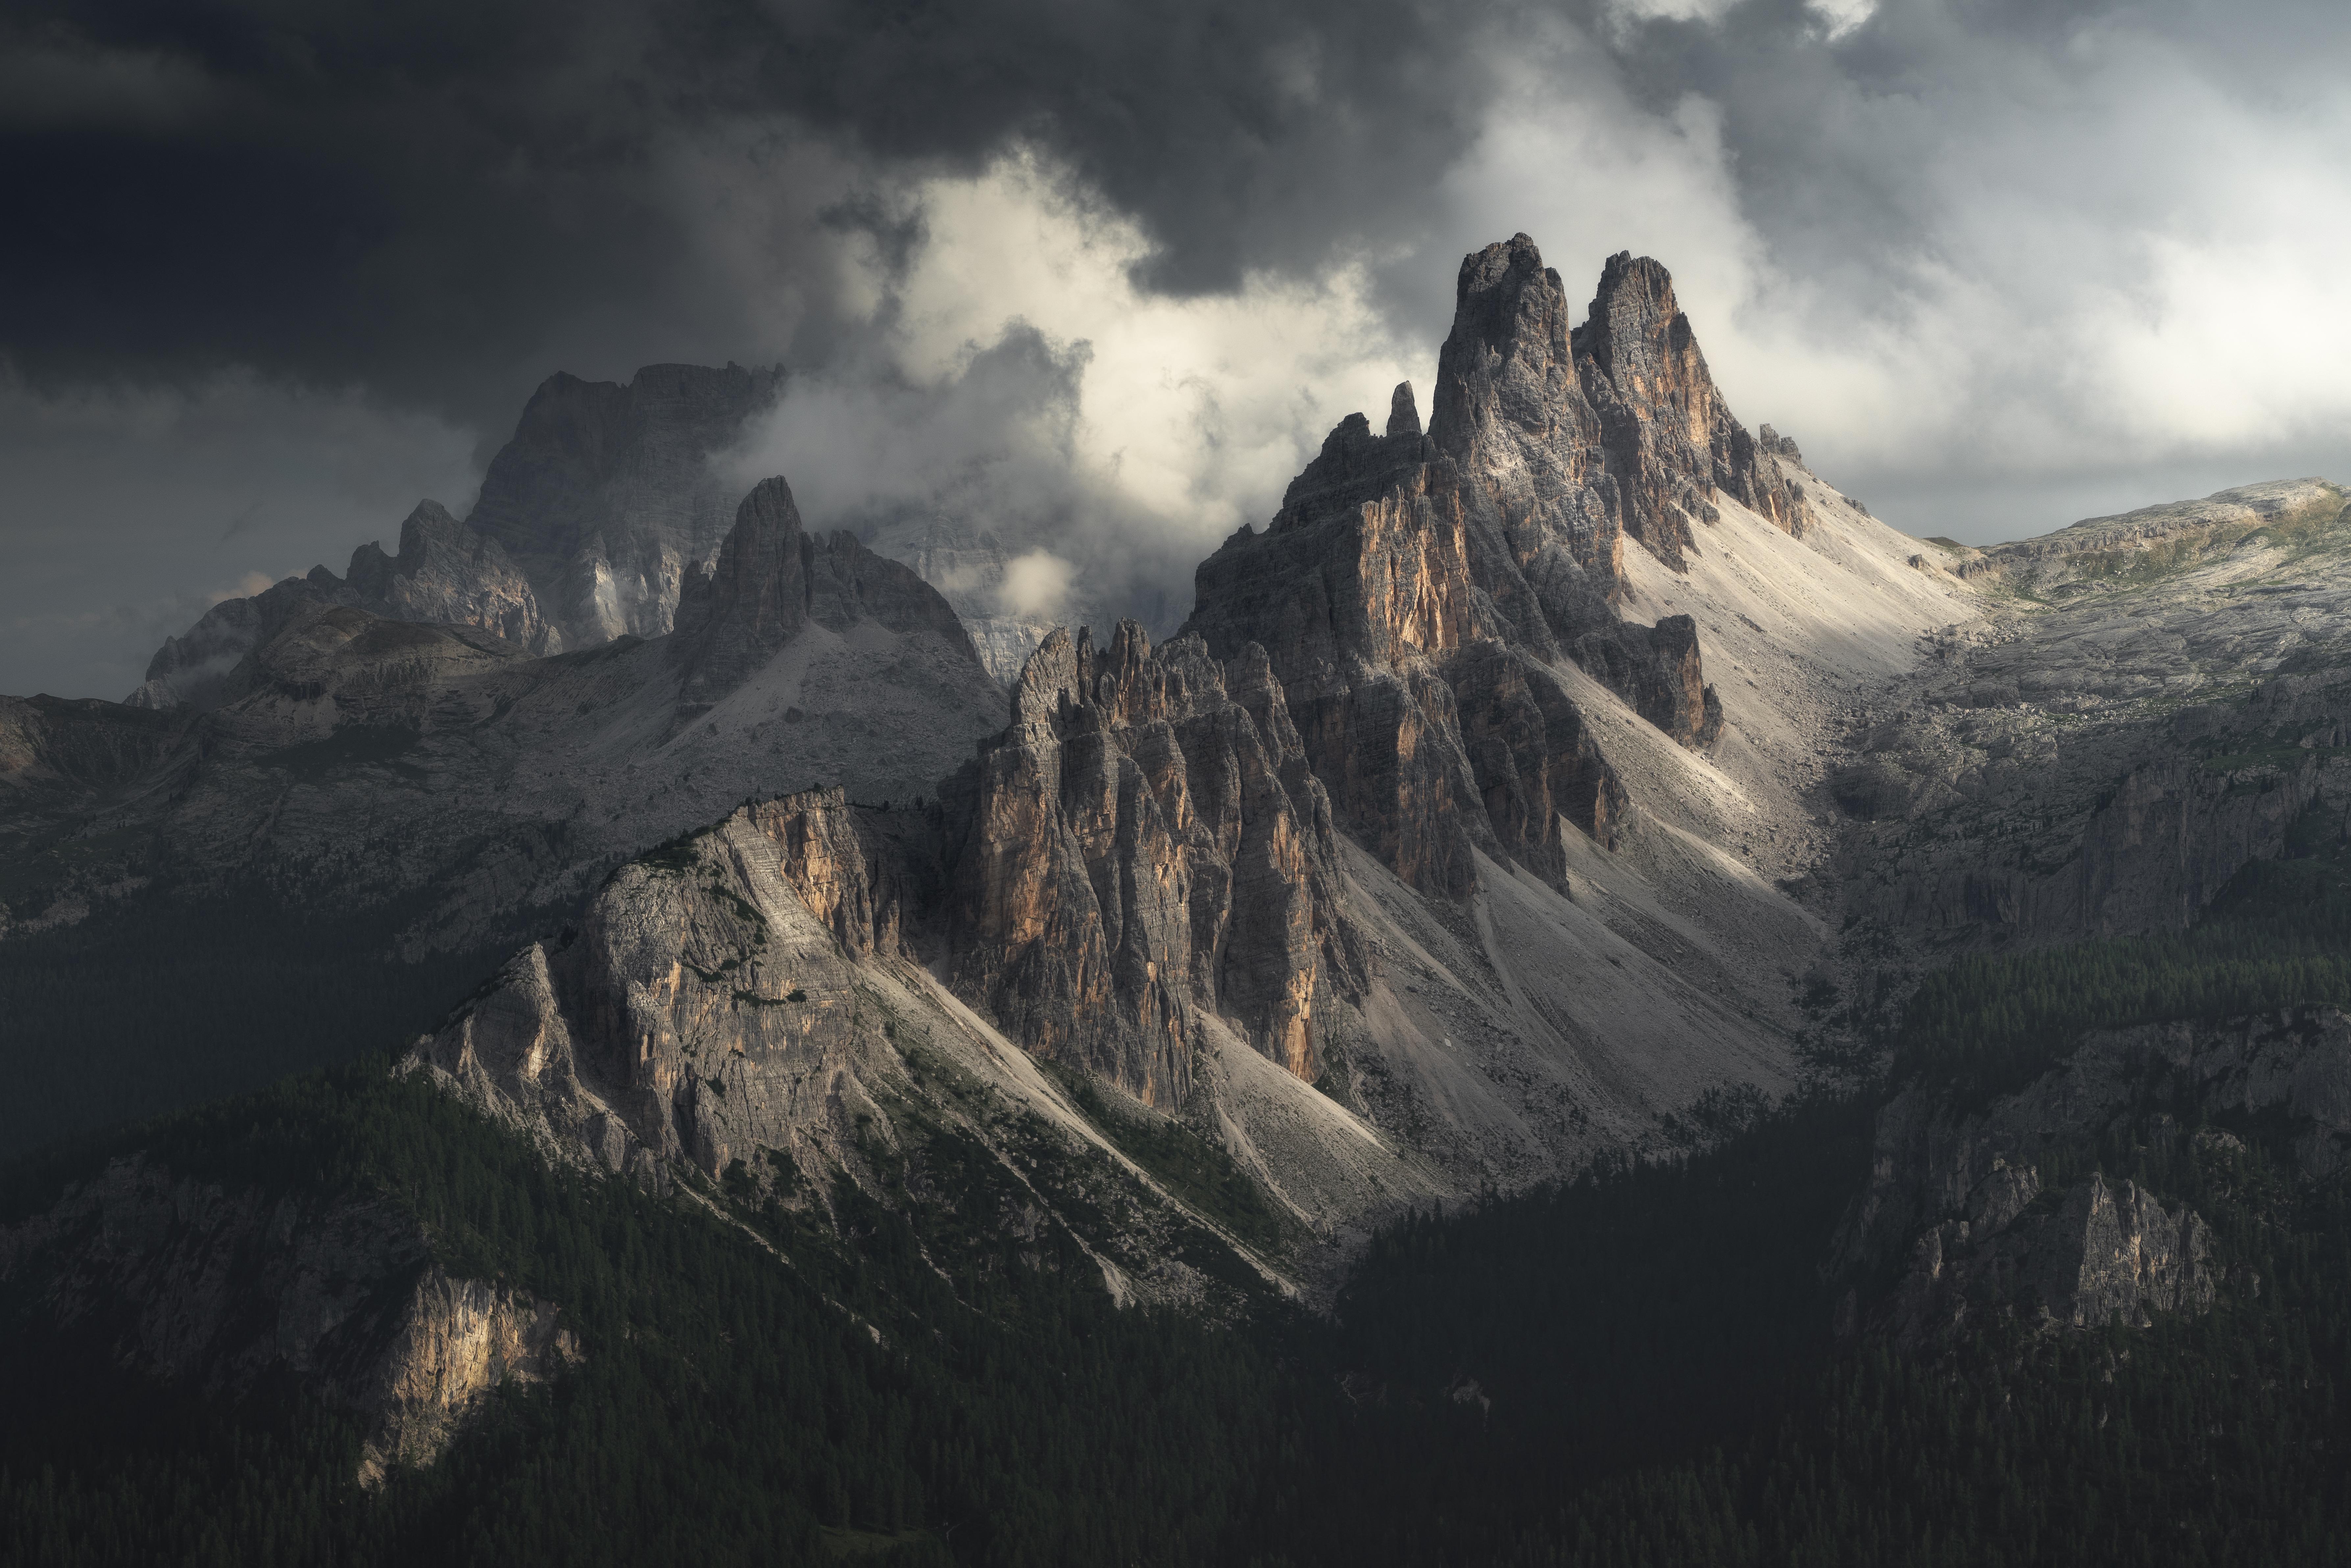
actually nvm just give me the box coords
[0,0,1494,426]
[7,0,2351,698]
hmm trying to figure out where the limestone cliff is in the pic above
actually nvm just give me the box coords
[346,500,560,656]
[948,623,1364,1102]
[467,362,785,647]
[672,477,983,713]
[133,502,558,710]
[132,363,784,709]
[3,472,1005,982]
[0,1157,578,1484]
[1839,1008,2351,1344]
[1181,235,1799,903]
[402,785,1388,1298]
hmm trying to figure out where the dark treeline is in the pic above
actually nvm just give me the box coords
[4,822,2350,1563]
[1896,809,2351,1108]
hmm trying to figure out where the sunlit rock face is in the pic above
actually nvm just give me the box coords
[950,623,1365,1102]
[1177,236,1808,902]
[0,1158,580,1487]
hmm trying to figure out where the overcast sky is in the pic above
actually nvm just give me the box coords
[6,0,2350,699]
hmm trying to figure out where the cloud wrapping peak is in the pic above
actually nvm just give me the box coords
[7,0,2351,693]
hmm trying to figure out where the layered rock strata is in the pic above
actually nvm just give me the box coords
[948,624,1365,1103]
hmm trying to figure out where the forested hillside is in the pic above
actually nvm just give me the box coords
[6,769,2350,1568]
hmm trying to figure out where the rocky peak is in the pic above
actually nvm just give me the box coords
[672,477,810,706]
[672,476,986,713]
[953,621,1363,1100]
[1428,235,1617,601]
[467,361,783,648]
[1173,236,1800,901]
[1385,381,1422,438]
[1758,424,1807,472]
[1571,250,1814,554]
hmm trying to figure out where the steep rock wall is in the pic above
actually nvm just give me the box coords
[949,624,1365,1101]
[1181,234,1800,901]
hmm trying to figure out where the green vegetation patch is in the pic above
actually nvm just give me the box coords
[1895,804,2351,1110]
[1039,1062,1290,1256]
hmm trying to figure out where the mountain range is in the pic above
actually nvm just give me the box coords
[4,232,2349,1565]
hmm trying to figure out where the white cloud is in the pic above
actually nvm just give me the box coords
[998,550,1075,620]
[723,148,1421,628]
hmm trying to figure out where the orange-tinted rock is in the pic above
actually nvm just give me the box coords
[948,623,1362,1098]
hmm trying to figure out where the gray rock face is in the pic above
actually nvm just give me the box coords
[896,519,1069,685]
[129,567,360,710]
[1187,415,1534,902]
[3,473,1006,966]
[0,1157,578,1483]
[346,500,559,656]
[1983,478,2345,597]
[134,502,559,710]
[948,624,1364,1103]
[1430,236,1810,602]
[467,362,785,648]
[1841,1008,2351,1343]
[1828,483,2351,951]
[132,363,784,709]
[403,787,1327,1305]
[1180,236,1800,904]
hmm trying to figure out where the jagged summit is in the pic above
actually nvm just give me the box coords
[1180,236,1831,906]
[130,499,560,710]
[671,475,983,714]
[468,362,785,647]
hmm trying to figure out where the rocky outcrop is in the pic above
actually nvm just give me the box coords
[1840,1008,2351,1344]
[133,504,558,710]
[345,501,559,656]
[407,787,976,1181]
[3,465,1005,1004]
[128,568,361,710]
[467,362,784,647]
[1429,236,1809,599]
[672,477,813,705]
[0,1157,578,1483]
[672,477,988,714]
[949,624,1365,1101]
[1985,479,2347,595]
[399,786,1372,1303]
[133,363,783,709]
[1573,251,1815,559]
[1880,1165,2215,1343]
[1839,687,2330,944]
[1178,235,1797,901]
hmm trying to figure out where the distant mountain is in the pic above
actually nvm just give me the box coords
[0,476,1005,1148]
[132,364,784,710]
[11,233,2351,1564]
[367,234,1979,1243]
